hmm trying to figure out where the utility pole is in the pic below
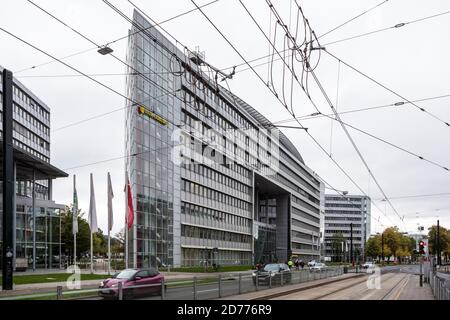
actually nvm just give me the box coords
[350,223,354,267]
[437,220,441,266]
[381,232,384,265]
[2,69,14,290]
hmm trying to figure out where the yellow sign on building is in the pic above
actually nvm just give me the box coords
[137,106,168,126]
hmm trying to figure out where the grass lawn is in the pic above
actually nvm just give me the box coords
[0,273,107,286]
[159,265,254,273]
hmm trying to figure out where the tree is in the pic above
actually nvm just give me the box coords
[111,228,125,256]
[331,233,345,262]
[61,205,90,262]
[61,205,108,262]
[383,227,401,261]
[366,234,381,259]
[428,225,450,257]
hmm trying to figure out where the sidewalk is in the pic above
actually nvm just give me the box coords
[219,273,364,300]
[395,274,434,300]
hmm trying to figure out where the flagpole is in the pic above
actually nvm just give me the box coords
[73,175,77,267]
[107,172,112,275]
[90,231,93,274]
[125,171,128,269]
[108,228,111,275]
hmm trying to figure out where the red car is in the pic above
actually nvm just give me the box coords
[99,268,165,299]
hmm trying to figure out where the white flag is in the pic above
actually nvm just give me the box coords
[73,175,78,234]
[107,172,114,232]
[89,173,98,233]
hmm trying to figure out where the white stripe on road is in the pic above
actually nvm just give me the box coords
[192,289,219,293]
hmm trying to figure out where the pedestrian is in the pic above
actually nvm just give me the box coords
[288,259,294,269]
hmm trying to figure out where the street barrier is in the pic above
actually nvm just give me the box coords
[0,266,346,301]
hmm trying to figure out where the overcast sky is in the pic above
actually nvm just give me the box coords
[1,0,449,236]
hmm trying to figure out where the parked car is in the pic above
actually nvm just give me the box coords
[252,263,292,285]
[307,260,316,267]
[99,268,165,299]
[310,263,327,272]
[362,261,375,269]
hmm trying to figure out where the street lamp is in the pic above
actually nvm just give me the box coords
[325,187,348,195]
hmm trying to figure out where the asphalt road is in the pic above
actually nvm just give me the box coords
[88,268,343,300]
[84,265,428,300]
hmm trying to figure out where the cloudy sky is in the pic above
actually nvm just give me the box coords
[1,0,449,236]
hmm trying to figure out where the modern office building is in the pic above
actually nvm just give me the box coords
[323,194,371,262]
[0,66,68,270]
[125,10,323,268]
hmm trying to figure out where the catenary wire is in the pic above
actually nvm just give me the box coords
[191,0,398,227]
[14,0,219,74]
[324,50,450,127]
[266,0,405,228]
[323,8,450,46]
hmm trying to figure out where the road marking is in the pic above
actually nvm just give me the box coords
[193,288,219,293]
[392,274,410,300]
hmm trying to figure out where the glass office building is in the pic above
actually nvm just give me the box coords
[0,66,67,270]
[125,10,322,268]
[323,195,371,262]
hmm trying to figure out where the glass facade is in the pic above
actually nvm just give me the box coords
[323,195,371,262]
[0,66,66,270]
[125,10,322,267]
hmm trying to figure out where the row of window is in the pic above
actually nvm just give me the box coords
[325,210,365,215]
[325,197,368,202]
[181,202,251,229]
[325,203,363,208]
[291,218,320,234]
[291,230,314,241]
[13,120,49,151]
[181,162,251,195]
[11,85,50,121]
[181,224,252,243]
[291,243,313,251]
[325,223,362,228]
[181,179,251,212]
[12,139,49,163]
[325,216,362,221]
[325,230,362,235]
[13,102,50,136]
[280,149,319,185]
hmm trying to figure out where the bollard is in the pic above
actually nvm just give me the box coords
[269,272,272,288]
[56,286,63,300]
[280,270,283,286]
[193,277,197,300]
[218,274,222,298]
[161,278,165,300]
[238,273,242,295]
[118,281,123,300]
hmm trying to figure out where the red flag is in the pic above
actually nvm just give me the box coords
[126,179,134,230]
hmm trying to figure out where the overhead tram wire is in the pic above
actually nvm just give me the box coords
[190,0,398,227]
[282,115,450,173]
[323,8,450,46]
[14,0,219,74]
[264,0,405,228]
[17,2,302,136]
[374,192,450,201]
[25,0,235,133]
[324,50,450,127]
[271,92,450,125]
[317,0,389,39]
